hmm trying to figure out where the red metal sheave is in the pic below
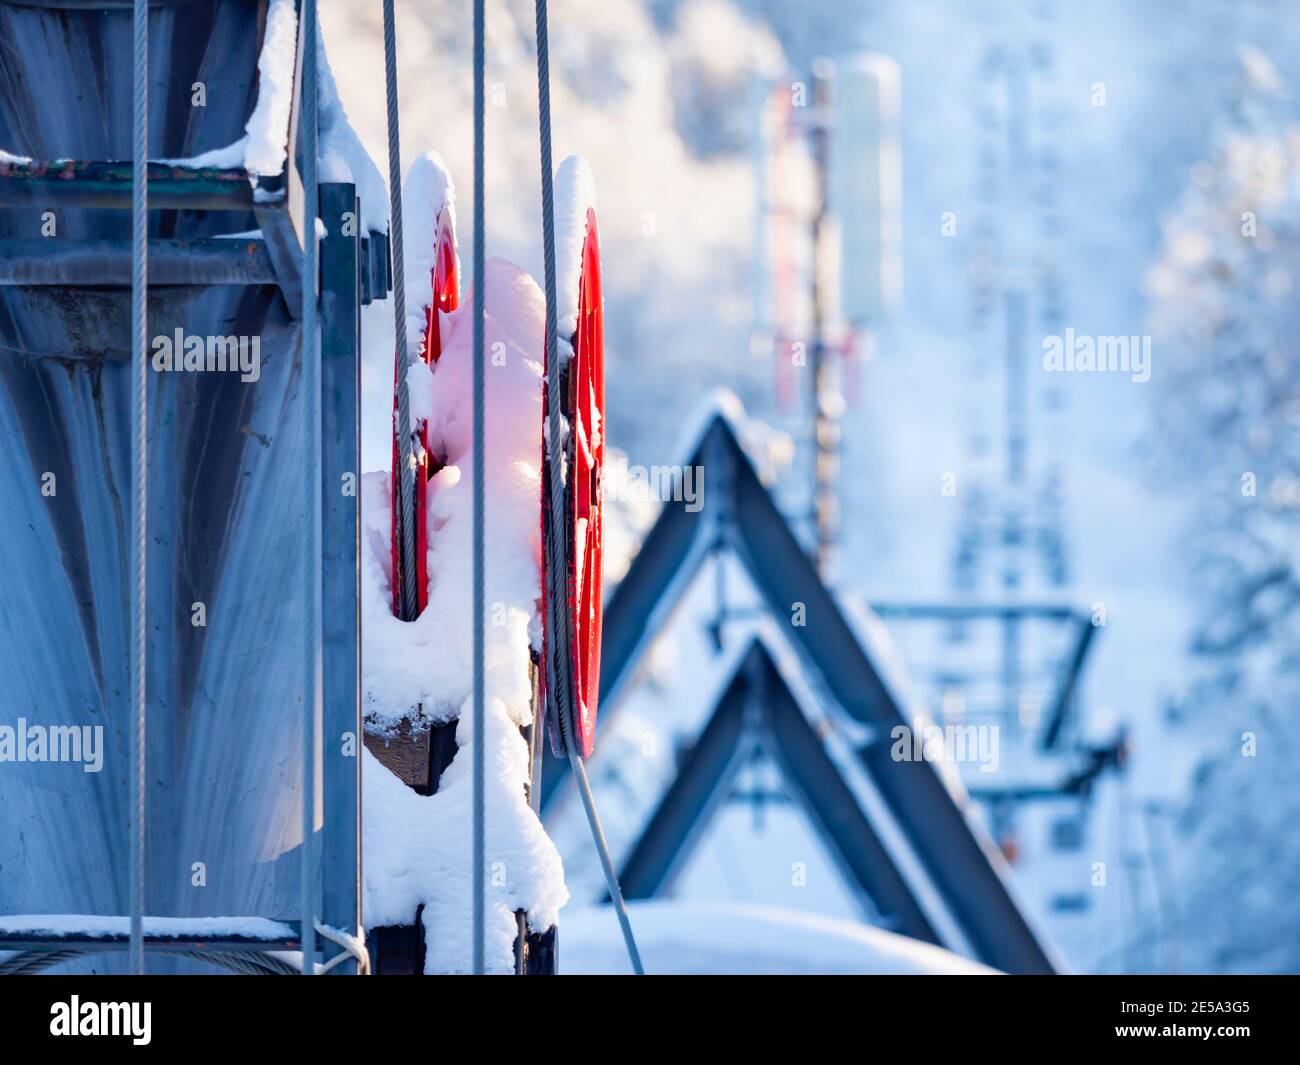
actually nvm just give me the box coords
[543,207,606,758]
[387,201,606,759]
[391,207,460,618]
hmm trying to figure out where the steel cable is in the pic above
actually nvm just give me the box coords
[533,0,643,975]
[300,0,323,977]
[128,0,149,978]
[383,0,418,621]
[471,0,487,977]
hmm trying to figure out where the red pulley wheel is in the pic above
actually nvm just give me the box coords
[543,207,605,758]
[391,207,460,617]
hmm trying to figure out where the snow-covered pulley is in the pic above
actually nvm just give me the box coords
[542,201,605,759]
[390,204,460,617]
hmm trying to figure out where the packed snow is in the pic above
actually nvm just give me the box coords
[560,900,998,975]
[359,157,578,972]
[315,26,390,234]
[363,744,566,974]
[361,254,550,731]
[398,152,458,367]
[242,0,299,175]
[553,155,599,341]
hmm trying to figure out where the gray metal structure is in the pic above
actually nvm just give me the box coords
[619,637,943,942]
[541,403,1056,974]
[0,0,374,973]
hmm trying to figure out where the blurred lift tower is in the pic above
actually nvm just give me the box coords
[753,54,902,581]
[877,6,1125,929]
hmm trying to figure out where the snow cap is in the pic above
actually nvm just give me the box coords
[554,154,598,340]
[402,151,460,360]
[243,0,299,176]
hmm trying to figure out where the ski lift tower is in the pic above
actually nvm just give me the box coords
[0,0,380,974]
[871,3,1126,940]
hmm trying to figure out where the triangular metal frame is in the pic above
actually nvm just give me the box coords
[618,636,955,948]
[541,396,1056,974]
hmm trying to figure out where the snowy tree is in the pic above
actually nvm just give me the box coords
[1146,47,1300,973]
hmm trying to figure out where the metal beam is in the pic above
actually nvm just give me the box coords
[758,648,940,943]
[619,640,943,946]
[617,644,751,900]
[1042,613,1097,750]
[0,932,300,954]
[318,183,362,974]
[722,436,1055,973]
[7,1,214,8]
[869,601,1079,621]
[0,238,276,285]
[0,160,264,210]
[360,230,391,305]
